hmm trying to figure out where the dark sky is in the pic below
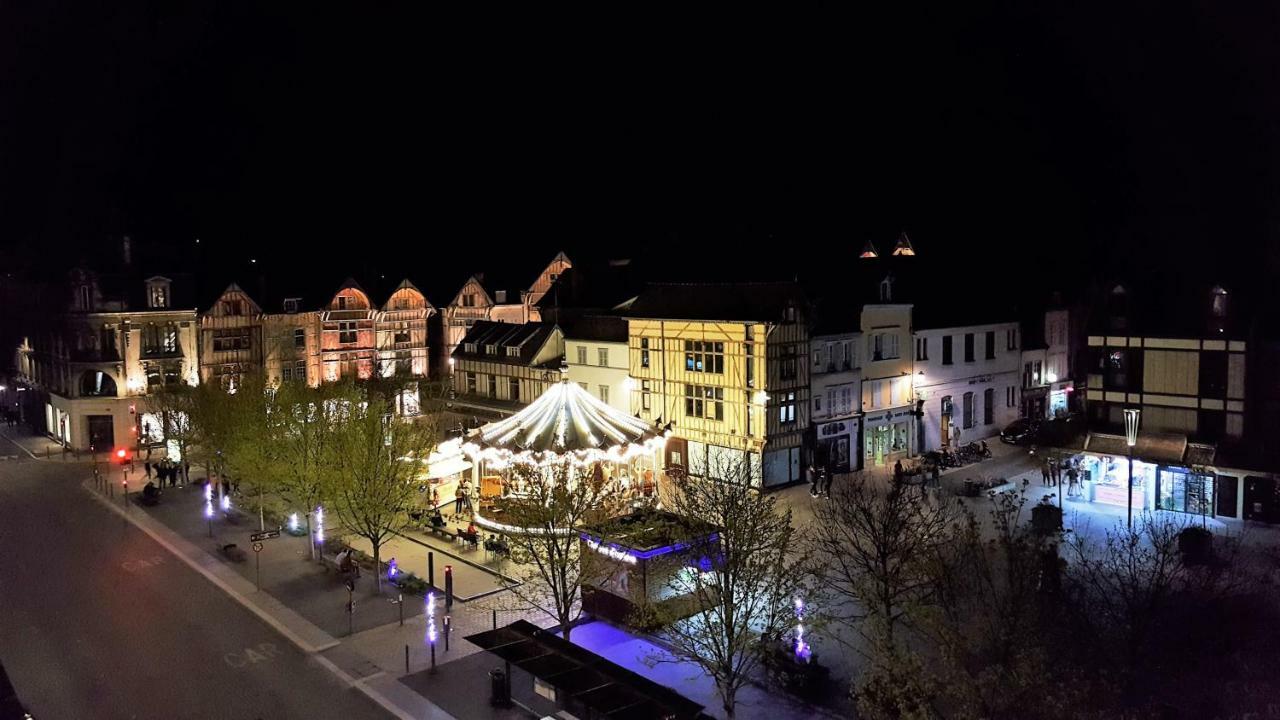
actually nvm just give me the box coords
[2,2,1278,294]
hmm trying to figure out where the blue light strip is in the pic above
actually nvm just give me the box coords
[578,532,719,561]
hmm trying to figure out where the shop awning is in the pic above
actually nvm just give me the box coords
[465,620,704,720]
[1084,432,1187,464]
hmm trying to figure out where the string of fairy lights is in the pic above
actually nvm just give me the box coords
[460,379,670,470]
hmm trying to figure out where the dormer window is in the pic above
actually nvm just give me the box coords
[76,285,92,311]
[223,300,243,316]
[495,290,507,303]
[506,346,520,357]
[485,344,498,355]
[337,296,349,310]
[283,298,300,314]
[879,276,894,303]
[464,342,477,353]
[147,278,171,309]
[1211,286,1228,318]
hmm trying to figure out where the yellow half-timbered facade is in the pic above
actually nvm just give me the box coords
[625,282,810,488]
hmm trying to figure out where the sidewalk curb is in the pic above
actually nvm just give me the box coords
[0,431,43,461]
[81,480,448,719]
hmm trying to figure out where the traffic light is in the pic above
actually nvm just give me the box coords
[115,448,128,464]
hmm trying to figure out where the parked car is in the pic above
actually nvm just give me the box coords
[1000,418,1039,445]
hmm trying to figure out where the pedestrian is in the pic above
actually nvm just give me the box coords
[931,461,941,489]
[144,460,152,479]
[454,482,466,514]
[893,459,905,487]
[182,460,190,486]
[822,465,835,496]
[808,464,819,497]
[1041,461,1051,487]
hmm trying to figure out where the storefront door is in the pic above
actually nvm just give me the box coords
[87,415,113,450]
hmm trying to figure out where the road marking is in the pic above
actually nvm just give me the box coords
[223,643,282,668]
[121,555,167,572]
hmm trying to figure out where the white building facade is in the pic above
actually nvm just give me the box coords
[810,330,861,473]
[565,317,630,414]
[913,321,1021,452]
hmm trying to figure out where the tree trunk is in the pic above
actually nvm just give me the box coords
[720,682,736,719]
[373,542,382,593]
[561,615,572,643]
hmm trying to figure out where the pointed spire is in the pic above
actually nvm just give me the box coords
[892,232,916,256]
[859,240,879,259]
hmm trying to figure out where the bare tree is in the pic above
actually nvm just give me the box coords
[498,460,628,642]
[909,490,1083,720]
[804,474,959,657]
[325,389,438,592]
[658,456,801,720]
[1063,513,1189,679]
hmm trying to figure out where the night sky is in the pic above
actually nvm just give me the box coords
[2,3,1278,293]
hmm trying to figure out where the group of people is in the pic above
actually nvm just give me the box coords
[808,463,834,497]
[335,547,361,579]
[1039,455,1083,497]
[144,457,187,488]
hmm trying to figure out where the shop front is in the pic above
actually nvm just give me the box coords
[863,406,914,468]
[1155,465,1214,516]
[1077,454,1152,510]
[1076,455,1218,519]
[815,416,859,474]
[1048,380,1073,418]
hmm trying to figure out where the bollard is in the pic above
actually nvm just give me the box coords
[405,644,409,674]
[492,609,497,630]
[428,552,434,590]
[444,565,453,608]
[399,593,404,626]
[443,615,450,652]
[430,642,436,674]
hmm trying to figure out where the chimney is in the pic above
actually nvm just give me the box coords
[122,235,132,266]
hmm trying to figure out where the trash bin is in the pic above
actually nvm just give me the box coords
[489,668,510,707]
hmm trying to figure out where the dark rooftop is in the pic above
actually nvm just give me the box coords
[624,281,806,323]
[465,620,704,720]
[452,320,560,367]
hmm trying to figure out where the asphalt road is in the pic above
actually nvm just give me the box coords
[0,453,390,720]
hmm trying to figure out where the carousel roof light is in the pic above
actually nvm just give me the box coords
[461,376,672,467]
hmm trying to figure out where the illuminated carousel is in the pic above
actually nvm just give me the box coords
[460,371,672,536]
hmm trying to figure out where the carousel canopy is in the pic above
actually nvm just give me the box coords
[462,375,670,466]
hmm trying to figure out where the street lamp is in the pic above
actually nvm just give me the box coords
[1124,408,1141,530]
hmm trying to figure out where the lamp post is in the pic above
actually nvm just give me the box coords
[1124,408,1141,530]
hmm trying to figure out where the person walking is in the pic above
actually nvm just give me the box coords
[182,460,190,486]
[808,463,820,497]
[454,482,466,514]
[1041,460,1051,487]
[822,465,835,496]
[144,460,152,479]
[893,459,905,487]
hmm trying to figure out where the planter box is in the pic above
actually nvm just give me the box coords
[1031,504,1063,534]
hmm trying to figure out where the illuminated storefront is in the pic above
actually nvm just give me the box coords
[863,407,913,467]
[1156,466,1214,516]
[1079,454,1152,509]
[1075,453,1216,518]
